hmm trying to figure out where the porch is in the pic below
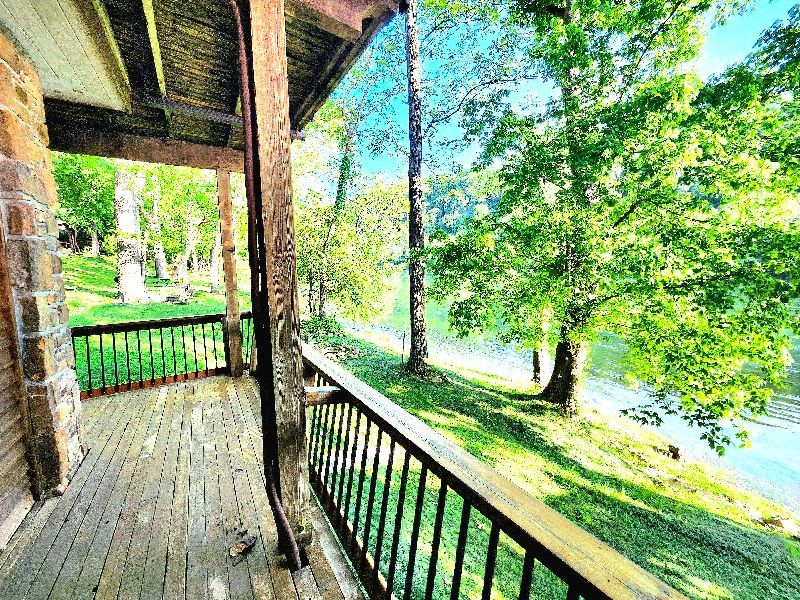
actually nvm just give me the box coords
[0,375,356,600]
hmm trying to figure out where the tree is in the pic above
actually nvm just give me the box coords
[404,0,429,374]
[114,167,149,303]
[429,1,800,450]
[53,153,115,255]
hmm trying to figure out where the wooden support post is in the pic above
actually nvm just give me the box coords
[218,169,244,377]
[250,0,310,539]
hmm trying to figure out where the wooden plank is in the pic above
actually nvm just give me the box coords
[117,382,180,600]
[202,379,231,600]
[285,0,396,41]
[163,381,193,600]
[231,378,299,600]
[306,497,355,600]
[94,386,171,599]
[139,381,188,599]
[250,0,311,537]
[219,379,276,600]
[303,346,689,600]
[42,388,158,600]
[0,498,58,577]
[49,128,244,172]
[292,565,322,600]
[186,380,209,600]
[218,169,244,377]
[69,388,171,599]
[0,388,144,598]
[213,379,257,600]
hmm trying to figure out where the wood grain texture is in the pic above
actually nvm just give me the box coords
[0,226,33,549]
[250,0,311,538]
[0,377,356,599]
[302,344,689,600]
[218,169,244,377]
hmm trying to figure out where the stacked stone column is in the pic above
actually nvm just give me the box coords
[0,30,83,497]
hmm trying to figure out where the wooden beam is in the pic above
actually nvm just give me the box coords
[217,170,244,378]
[285,0,398,41]
[250,0,310,538]
[48,128,244,171]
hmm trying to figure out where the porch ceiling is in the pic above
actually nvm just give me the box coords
[0,0,396,169]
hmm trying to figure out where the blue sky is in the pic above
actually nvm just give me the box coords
[360,0,797,178]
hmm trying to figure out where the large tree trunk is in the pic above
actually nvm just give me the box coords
[115,170,148,303]
[539,335,588,415]
[90,226,100,256]
[405,0,427,375]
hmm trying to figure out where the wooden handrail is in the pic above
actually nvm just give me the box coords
[71,312,226,336]
[302,343,687,600]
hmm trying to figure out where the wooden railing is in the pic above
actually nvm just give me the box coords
[302,344,687,600]
[71,313,253,399]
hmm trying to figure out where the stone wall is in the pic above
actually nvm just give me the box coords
[0,29,83,498]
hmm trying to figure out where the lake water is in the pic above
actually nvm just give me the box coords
[353,323,800,518]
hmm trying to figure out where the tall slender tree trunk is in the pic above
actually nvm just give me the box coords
[151,187,169,279]
[115,170,148,303]
[532,349,542,385]
[405,0,427,375]
[90,226,100,256]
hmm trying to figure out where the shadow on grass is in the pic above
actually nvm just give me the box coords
[316,332,800,600]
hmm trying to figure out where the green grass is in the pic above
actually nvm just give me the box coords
[62,254,251,327]
[63,254,253,391]
[309,330,800,600]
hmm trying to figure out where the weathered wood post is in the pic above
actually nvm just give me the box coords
[249,0,310,540]
[217,169,244,377]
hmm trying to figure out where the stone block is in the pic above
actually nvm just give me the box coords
[7,238,54,292]
[21,334,57,383]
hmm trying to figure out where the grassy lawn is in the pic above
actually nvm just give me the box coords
[63,254,251,327]
[308,329,800,600]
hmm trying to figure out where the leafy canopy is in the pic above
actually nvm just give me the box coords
[430,0,800,450]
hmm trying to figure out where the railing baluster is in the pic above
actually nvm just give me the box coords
[148,329,155,385]
[211,321,220,370]
[329,400,347,498]
[337,404,354,507]
[191,324,198,376]
[372,438,395,595]
[386,450,410,597]
[181,325,188,375]
[98,333,106,391]
[171,326,178,378]
[351,417,373,555]
[361,428,383,572]
[424,482,448,600]
[308,405,321,465]
[136,329,143,386]
[124,331,131,390]
[566,586,580,600]
[518,551,535,600]
[160,327,167,383]
[201,322,209,373]
[316,403,331,481]
[480,521,500,600]
[450,500,472,600]
[111,332,119,391]
[343,409,362,523]
[85,337,92,393]
[312,403,327,472]
[323,403,340,490]
[403,465,428,600]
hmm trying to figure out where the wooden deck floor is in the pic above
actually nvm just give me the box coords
[0,376,360,600]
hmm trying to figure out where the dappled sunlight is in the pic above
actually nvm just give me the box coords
[310,330,800,600]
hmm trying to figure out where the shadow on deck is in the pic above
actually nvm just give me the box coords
[0,376,360,600]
